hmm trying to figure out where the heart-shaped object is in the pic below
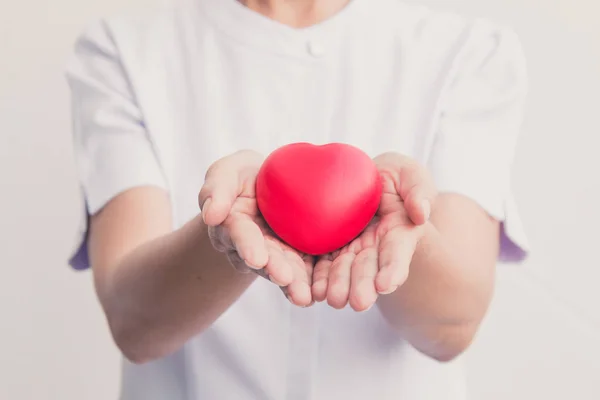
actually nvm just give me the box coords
[256,142,382,255]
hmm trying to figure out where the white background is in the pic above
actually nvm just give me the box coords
[0,0,598,399]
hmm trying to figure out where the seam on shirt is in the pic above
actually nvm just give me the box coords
[101,19,172,197]
[421,22,477,166]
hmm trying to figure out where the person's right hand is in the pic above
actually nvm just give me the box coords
[198,150,315,307]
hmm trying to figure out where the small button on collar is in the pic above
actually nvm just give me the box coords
[306,41,325,57]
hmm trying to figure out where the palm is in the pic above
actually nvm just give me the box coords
[201,150,314,307]
[312,176,425,312]
[222,186,314,307]
[203,150,434,311]
[253,210,315,306]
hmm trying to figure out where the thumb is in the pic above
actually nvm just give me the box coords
[198,150,264,226]
[375,153,437,225]
[399,166,437,226]
[198,167,240,227]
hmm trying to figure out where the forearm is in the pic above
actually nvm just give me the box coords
[100,214,256,363]
[377,222,495,361]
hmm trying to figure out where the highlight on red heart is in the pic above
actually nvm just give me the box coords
[256,142,383,255]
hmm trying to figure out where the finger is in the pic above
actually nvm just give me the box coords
[312,255,333,302]
[207,225,231,253]
[403,188,433,226]
[225,249,252,273]
[302,254,316,282]
[199,151,263,226]
[251,266,293,304]
[285,250,313,307]
[199,189,237,228]
[226,214,269,269]
[398,165,437,226]
[264,239,294,287]
[198,179,239,226]
[283,247,313,307]
[302,254,316,306]
[376,227,417,295]
[349,248,379,312]
[326,252,355,309]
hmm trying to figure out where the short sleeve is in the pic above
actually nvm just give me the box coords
[427,25,529,263]
[66,21,167,270]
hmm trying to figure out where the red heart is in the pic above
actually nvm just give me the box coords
[256,143,382,255]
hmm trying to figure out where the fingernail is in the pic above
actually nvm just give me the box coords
[244,259,259,270]
[422,200,431,221]
[359,304,374,313]
[201,198,212,224]
[378,285,398,295]
[269,275,285,286]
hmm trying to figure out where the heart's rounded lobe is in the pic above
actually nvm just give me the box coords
[256,142,382,255]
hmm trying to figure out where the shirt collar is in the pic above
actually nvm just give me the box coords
[197,0,366,59]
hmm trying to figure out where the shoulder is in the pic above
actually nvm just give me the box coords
[370,0,526,69]
[71,3,200,64]
[381,0,520,42]
[68,2,207,98]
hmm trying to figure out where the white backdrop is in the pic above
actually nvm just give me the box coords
[0,0,598,399]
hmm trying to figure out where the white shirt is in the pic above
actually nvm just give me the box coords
[66,0,529,399]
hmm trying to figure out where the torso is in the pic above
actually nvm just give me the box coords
[107,0,489,397]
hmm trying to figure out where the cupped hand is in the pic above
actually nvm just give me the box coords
[198,150,314,307]
[312,152,438,311]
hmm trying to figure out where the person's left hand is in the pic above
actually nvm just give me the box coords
[311,152,438,311]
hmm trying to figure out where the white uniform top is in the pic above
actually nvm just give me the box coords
[66,0,529,399]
